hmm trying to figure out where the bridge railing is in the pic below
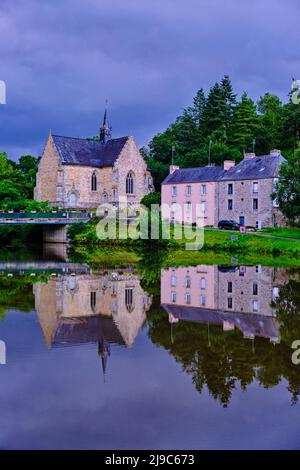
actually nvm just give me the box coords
[0,211,92,219]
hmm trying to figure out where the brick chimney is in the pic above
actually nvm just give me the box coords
[243,152,256,159]
[223,160,235,170]
[270,149,281,156]
[169,165,179,174]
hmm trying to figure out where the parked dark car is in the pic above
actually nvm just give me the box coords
[218,265,238,273]
[218,220,240,230]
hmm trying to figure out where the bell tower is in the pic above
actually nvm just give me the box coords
[100,103,112,144]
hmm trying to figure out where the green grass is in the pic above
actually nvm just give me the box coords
[70,245,141,268]
[166,249,300,268]
[69,220,300,259]
[259,227,300,239]
[172,228,300,258]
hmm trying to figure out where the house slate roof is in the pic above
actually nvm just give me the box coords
[51,134,129,167]
[162,166,226,185]
[161,154,286,185]
[162,304,279,340]
[219,154,286,181]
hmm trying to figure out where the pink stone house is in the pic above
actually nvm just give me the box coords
[161,163,232,227]
[161,152,285,228]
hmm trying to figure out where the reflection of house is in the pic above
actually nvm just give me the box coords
[34,272,152,371]
[161,265,281,342]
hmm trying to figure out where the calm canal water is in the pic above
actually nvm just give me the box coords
[0,245,300,449]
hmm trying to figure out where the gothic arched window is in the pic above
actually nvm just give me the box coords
[90,291,97,312]
[91,172,97,191]
[126,171,135,195]
[125,287,134,313]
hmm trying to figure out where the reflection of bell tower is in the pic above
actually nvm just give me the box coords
[98,337,111,379]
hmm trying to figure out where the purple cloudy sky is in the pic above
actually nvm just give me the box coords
[0,0,299,159]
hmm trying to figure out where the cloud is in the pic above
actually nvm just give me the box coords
[0,0,299,159]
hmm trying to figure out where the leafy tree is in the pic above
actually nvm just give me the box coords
[281,99,300,155]
[273,146,300,225]
[257,93,283,154]
[140,192,161,209]
[0,152,45,211]
[17,155,40,186]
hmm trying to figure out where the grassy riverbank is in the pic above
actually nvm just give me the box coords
[69,219,300,260]
[69,243,300,270]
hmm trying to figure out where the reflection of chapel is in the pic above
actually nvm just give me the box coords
[34,110,154,209]
[34,272,153,375]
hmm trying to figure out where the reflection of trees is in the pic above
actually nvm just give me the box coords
[273,277,300,345]
[138,246,169,297]
[148,302,300,407]
[0,276,40,318]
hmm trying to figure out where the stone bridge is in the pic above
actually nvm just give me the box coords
[0,211,91,242]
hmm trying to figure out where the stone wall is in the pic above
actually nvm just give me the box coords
[114,136,153,207]
[34,135,59,204]
[218,178,275,228]
[62,165,112,209]
[216,265,275,316]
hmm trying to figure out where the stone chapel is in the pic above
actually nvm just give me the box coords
[34,110,154,209]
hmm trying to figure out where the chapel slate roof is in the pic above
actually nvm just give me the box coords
[219,155,286,181]
[51,135,129,167]
[161,166,226,185]
[52,315,126,347]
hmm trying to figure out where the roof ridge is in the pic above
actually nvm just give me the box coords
[176,165,224,171]
[52,134,129,143]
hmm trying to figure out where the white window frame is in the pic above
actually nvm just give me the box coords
[186,185,192,196]
[171,274,177,287]
[200,184,207,196]
[252,300,259,313]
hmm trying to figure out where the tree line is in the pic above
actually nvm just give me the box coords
[142,75,300,189]
[0,152,46,211]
